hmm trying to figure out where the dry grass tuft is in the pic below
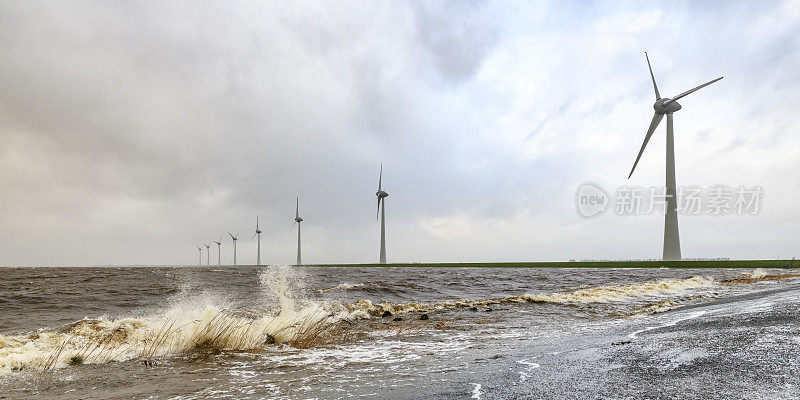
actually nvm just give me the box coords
[36,337,70,377]
[34,305,453,376]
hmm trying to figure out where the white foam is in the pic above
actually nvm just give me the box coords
[744,268,768,279]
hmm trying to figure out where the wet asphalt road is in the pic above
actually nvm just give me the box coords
[414,283,800,400]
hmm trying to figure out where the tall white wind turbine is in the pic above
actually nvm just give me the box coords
[628,52,722,261]
[195,244,202,266]
[204,243,211,265]
[291,197,303,265]
[251,215,262,265]
[228,232,239,266]
[213,237,223,266]
[376,163,388,264]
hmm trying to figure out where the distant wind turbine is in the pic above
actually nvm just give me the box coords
[376,163,388,264]
[213,237,223,266]
[195,244,202,266]
[291,197,303,265]
[251,215,262,265]
[628,52,722,261]
[228,232,239,266]
[204,243,211,265]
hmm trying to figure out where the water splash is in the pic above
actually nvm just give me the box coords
[0,266,363,375]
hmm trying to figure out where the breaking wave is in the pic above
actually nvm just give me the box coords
[347,276,719,316]
[721,270,800,285]
[319,282,366,292]
[520,276,715,304]
[4,271,793,375]
[0,267,373,375]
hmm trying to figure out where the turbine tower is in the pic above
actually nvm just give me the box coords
[291,197,303,265]
[251,215,262,265]
[213,237,223,266]
[376,163,388,264]
[195,244,202,266]
[228,232,239,266]
[204,243,211,265]
[628,52,722,261]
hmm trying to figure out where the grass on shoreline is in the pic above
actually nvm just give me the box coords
[299,259,799,269]
[6,259,797,269]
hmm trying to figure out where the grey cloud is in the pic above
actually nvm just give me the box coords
[0,1,798,265]
[411,1,502,84]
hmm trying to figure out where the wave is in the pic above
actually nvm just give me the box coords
[346,276,719,316]
[520,276,715,304]
[2,271,795,375]
[0,267,371,375]
[721,270,800,285]
[319,282,367,292]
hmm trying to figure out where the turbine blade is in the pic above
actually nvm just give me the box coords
[377,197,381,221]
[290,221,296,232]
[665,76,723,104]
[295,197,299,219]
[378,163,382,191]
[256,214,259,230]
[645,52,660,100]
[628,113,664,179]
[250,232,257,240]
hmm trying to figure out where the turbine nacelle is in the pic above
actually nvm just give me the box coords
[653,98,681,114]
[376,190,388,199]
[295,216,303,223]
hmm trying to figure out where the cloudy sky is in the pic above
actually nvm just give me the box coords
[1,1,798,266]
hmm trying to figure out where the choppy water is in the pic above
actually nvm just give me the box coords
[1,266,798,399]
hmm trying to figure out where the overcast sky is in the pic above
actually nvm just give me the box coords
[1,1,798,266]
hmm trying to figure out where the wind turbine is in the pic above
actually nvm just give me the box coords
[195,244,202,266]
[251,215,262,265]
[213,237,223,266]
[628,52,722,261]
[291,197,303,265]
[376,163,388,264]
[228,232,239,266]
[204,243,211,265]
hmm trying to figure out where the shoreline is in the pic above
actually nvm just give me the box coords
[1,260,797,268]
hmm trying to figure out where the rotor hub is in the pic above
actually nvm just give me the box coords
[653,98,681,114]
